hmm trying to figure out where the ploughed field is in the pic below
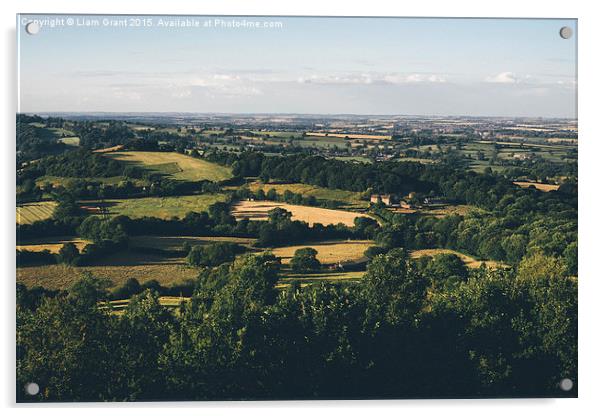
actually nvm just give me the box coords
[231,200,370,227]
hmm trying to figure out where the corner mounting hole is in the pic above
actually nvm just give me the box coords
[25,21,40,35]
[24,382,40,395]
[559,378,573,391]
[559,26,573,39]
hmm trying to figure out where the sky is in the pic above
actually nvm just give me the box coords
[18,15,577,118]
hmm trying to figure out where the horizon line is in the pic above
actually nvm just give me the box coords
[19,111,578,120]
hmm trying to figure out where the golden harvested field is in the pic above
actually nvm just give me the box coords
[101,194,227,219]
[244,181,368,208]
[130,235,257,251]
[16,201,57,225]
[17,250,199,290]
[270,240,373,265]
[231,200,370,226]
[106,151,233,182]
[513,181,560,192]
[410,249,505,269]
[306,132,391,140]
[17,237,91,254]
[17,264,198,290]
[93,144,124,153]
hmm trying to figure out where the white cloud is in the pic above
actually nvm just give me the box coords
[385,73,446,84]
[297,72,447,85]
[485,72,520,84]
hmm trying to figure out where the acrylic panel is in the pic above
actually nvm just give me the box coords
[16,15,577,402]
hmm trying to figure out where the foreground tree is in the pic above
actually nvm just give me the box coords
[290,247,320,273]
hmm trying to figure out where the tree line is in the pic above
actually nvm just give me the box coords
[17,248,577,401]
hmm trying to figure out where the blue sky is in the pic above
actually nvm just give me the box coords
[18,15,577,117]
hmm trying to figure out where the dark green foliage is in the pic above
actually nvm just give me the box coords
[16,249,56,266]
[424,253,469,284]
[57,242,80,265]
[16,248,577,401]
[112,278,143,300]
[35,149,126,178]
[187,242,244,267]
[290,247,321,273]
[363,245,388,259]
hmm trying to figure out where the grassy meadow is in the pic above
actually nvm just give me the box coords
[16,201,57,225]
[245,181,368,208]
[105,151,233,182]
[100,194,228,219]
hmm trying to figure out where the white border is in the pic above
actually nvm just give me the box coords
[2,1,600,415]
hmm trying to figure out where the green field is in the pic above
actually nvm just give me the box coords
[245,181,368,208]
[251,130,304,139]
[35,175,147,188]
[101,194,227,219]
[105,151,233,182]
[16,201,57,225]
[276,271,364,288]
[58,137,81,146]
[130,235,257,251]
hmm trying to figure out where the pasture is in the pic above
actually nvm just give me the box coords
[16,201,57,225]
[99,194,227,219]
[130,235,257,251]
[105,151,233,182]
[410,248,506,269]
[306,132,391,140]
[270,239,373,265]
[245,181,368,208]
[231,200,370,226]
[58,137,80,146]
[35,175,142,188]
[276,271,365,288]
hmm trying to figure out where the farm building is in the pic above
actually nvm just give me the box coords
[370,194,397,206]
